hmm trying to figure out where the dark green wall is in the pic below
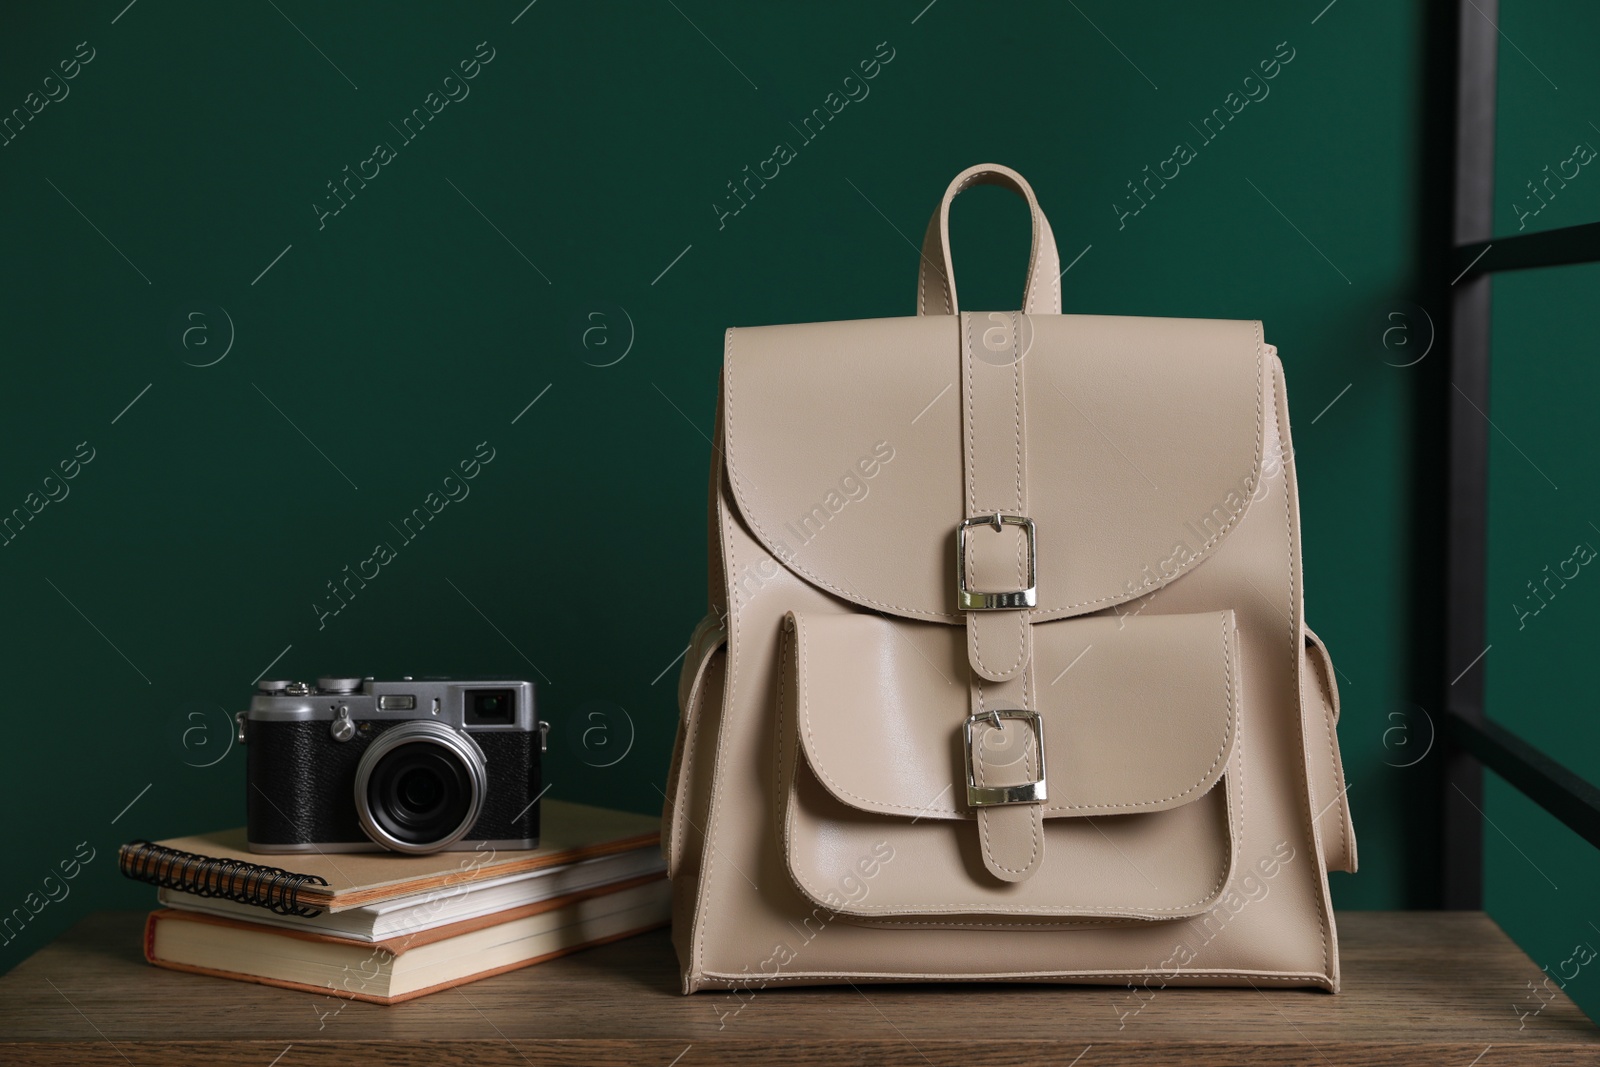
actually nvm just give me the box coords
[1484,260,1600,1029]
[1482,0,1600,1028]
[0,0,1582,1017]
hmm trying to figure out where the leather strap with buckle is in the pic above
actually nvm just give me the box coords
[957,310,1045,882]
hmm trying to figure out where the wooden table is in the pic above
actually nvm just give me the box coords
[0,911,1594,1065]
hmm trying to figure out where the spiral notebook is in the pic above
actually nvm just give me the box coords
[156,847,666,941]
[118,800,659,916]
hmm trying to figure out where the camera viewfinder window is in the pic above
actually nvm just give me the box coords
[465,688,516,725]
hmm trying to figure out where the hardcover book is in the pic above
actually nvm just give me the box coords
[143,875,670,1004]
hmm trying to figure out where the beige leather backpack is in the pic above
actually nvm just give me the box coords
[664,163,1356,997]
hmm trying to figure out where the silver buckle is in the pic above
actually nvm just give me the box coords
[963,709,1048,807]
[955,514,1037,610]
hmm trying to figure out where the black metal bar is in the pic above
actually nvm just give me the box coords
[1455,220,1600,279]
[1440,0,1498,910]
[1445,712,1600,851]
[1406,0,1458,905]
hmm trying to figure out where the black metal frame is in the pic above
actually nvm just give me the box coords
[1440,0,1600,907]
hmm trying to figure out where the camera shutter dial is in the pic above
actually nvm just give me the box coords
[318,676,363,694]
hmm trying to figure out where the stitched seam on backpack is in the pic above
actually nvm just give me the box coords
[1225,619,1245,908]
[1270,340,1331,982]
[1051,222,1061,313]
[1308,637,1350,868]
[690,328,740,983]
[784,615,877,913]
[1012,313,1025,571]
[769,770,1234,916]
[678,655,718,861]
[965,314,977,515]
[700,970,1332,987]
[784,790,1237,915]
[774,621,789,853]
[670,618,729,875]
[970,616,1029,680]
[963,314,1030,679]
[848,919,1134,929]
[782,622,806,902]
[667,651,706,874]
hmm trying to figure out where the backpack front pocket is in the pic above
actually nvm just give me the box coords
[777,609,1243,925]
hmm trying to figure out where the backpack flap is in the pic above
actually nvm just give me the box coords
[721,311,1265,625]
[776,608,1242,922]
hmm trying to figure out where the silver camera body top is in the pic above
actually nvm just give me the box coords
[245,676,541,734]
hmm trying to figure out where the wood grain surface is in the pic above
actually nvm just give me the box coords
[0,911,1594,1065]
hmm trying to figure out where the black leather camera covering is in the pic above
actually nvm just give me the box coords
[246,719,541,848]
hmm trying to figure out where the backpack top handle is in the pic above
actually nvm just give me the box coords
[916,163,1062,317]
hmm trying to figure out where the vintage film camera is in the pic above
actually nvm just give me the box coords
[240,677,546,855]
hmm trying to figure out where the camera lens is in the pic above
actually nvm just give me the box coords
[397,768,444,813]
[374,749,465,842]
[354,722,487,854]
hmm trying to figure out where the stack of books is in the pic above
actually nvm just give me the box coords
[117,801,666,1004]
